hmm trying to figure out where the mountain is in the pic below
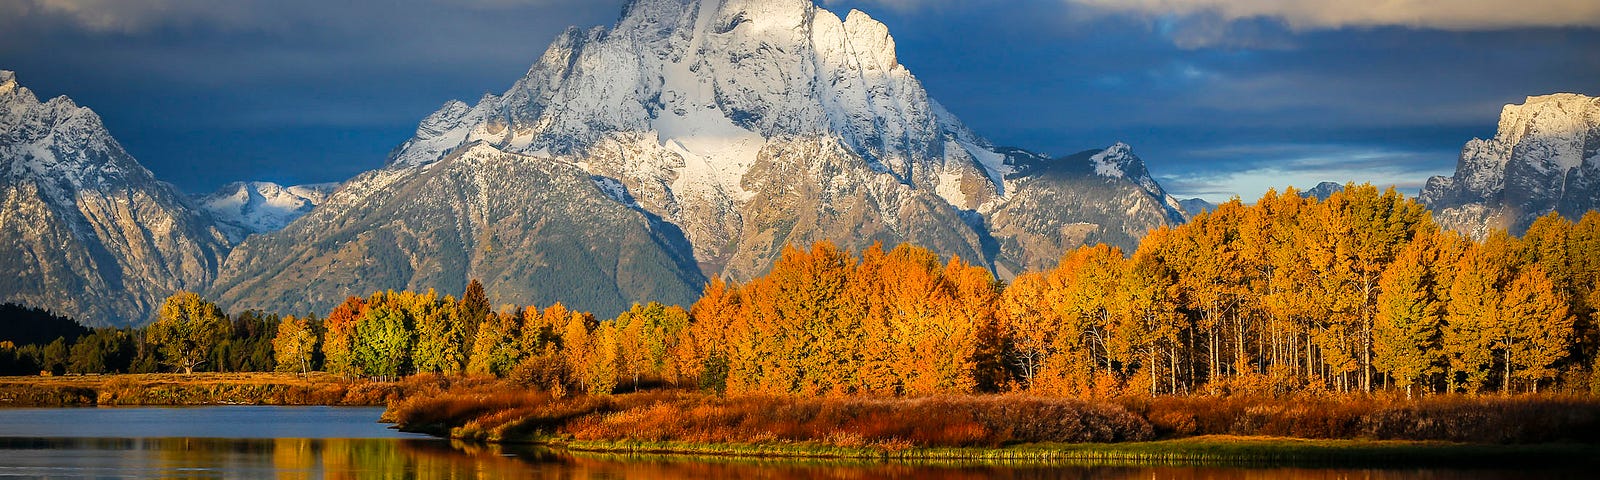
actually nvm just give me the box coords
[0,70,230,326]
[1421,93,1600,238]
[1178,198,1215,216]
[1300,182,1345,200]
[196,181,337,241]
[213,0,1188,317]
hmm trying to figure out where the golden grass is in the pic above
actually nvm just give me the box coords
[0,372,407,407]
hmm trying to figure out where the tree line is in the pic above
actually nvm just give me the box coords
[0,298,277,376]
[7,184,1599,400]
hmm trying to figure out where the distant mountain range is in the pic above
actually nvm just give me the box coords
[1,0,1594,325]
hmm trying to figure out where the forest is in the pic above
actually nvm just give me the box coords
[6,184,1599,401]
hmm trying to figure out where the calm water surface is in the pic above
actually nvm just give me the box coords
[0,406,1587,479]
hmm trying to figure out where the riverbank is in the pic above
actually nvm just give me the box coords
[386,386,1600,466]
[0,372,403,407]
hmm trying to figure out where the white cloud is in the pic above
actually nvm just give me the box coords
[1159,144,1452,203]
[17,0,595,34]
[1065,0,1600,31]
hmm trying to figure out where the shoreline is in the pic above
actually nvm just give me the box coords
[450,434,1600,468]
[0,373,400,407]
[8,374,1599,468]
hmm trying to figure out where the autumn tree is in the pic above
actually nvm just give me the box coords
[1372,235,1443,397]
[466,311,522,377]
[412,292,467,375]
[322,297,367,377]
[1501,266,1575,392]
[146,292,232,374]
[581,321,621,395]
[352,305,413,380]
[561,311,598,392]
[688,279,741,393]
[1116,244,1182,396]
[273,314,319,374]
[1442,235,1515,393]
[999,272,1054,391]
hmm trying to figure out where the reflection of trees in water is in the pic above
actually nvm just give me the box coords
[0,438,1563,479]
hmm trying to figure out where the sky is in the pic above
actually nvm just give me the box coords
[1,0,1597,203]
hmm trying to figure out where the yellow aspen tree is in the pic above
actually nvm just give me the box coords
[1373,235,1443,397]
[582,322,621,395]
[272,314,318,374]
[1116,247,1181,396]
[561,311,597,392]
[687,279,740,391]
[944,255,1002,392]
[1502,265,1575,393]
[1442,234,1515,393]
[466,311,521,377]
[998,272,1055,392]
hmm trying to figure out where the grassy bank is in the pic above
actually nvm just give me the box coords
[0,372,406,407]
[386,385,1600,466]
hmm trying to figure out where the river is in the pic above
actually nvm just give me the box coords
[0,406,1586,478]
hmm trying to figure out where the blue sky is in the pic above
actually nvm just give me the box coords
[2,0,1597,202]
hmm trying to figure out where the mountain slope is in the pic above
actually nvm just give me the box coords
[1421,93,1600,238]
[211,144,706,317]
[197,181,336,241]
[0,70,230,326]
[213,0,1186,317]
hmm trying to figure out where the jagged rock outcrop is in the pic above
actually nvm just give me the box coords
[212,0,1187,317]
[0,70,230,326]
[1422,94,1600,238]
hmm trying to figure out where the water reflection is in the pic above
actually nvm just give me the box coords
[0,437,1585,479]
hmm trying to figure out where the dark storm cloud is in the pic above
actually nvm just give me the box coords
[0,0,628,190]
[1,0,1595,202]
[823,0,1598,200]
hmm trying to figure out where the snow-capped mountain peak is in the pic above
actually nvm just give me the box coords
[1422,92,1600,237]
[214,1,1190,317]
[1090,142,1137,178]
[1,69,229,326]
[197,181,337,241]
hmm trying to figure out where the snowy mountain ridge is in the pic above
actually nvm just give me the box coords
[196,181,337,241]
[214,0,1191,316]
[1,70,230,326]
[1421,93,1600,237]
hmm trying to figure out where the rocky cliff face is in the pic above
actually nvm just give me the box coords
[0,70,230,326]
[1421,94,1600,238]
[212,0,1187,317]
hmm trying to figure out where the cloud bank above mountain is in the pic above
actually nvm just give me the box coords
[1,0,1595,204]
